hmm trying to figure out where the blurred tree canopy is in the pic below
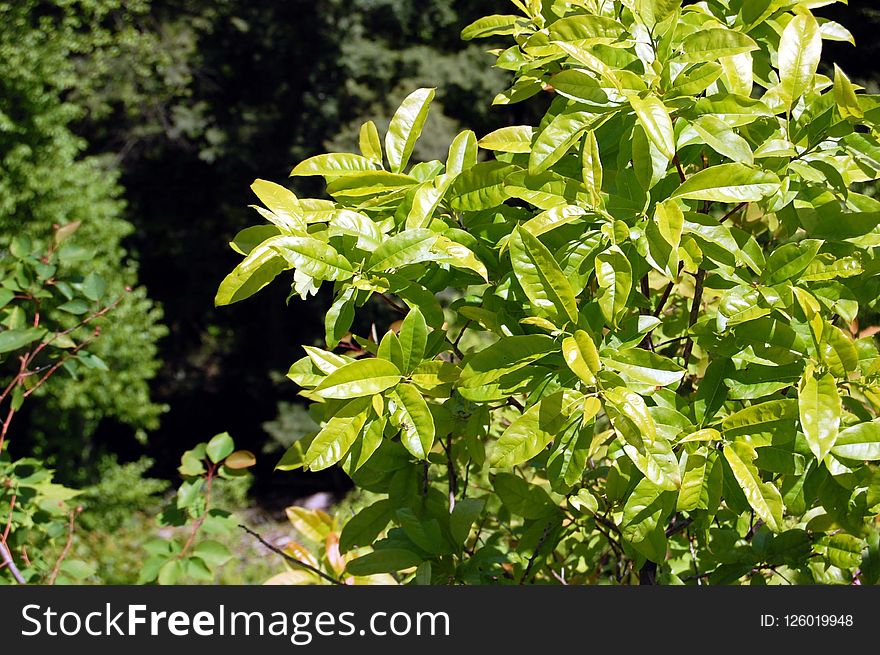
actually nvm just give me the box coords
[0,0,166,477]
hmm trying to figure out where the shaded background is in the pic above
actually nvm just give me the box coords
[3,0,879,529]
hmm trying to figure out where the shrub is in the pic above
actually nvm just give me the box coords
[218,0,880,585]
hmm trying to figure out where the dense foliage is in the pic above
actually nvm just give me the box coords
[0,0,166,469]
[219,0,880,585]
[0,225,123,583]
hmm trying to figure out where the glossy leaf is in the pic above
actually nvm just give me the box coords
[671,163,780,203]
[390,383,436,459]
[509,227,579,325]
[385,88,436,173]
[798,369,841,462]
[562,330,600,386]
[723,441,783,532]
[778,8,822,113]
[313,358,402,399]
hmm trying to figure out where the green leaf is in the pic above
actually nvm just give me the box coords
[602,348,685,387]
[215,238,291,306]
[305,398,371,471]
[330,210,382,251]
[562,330,600,385]
[777,8,822,113]
[81,272,106,302]
[339,499,395,553]
[206,432,235,463]
[478,126,533,153]
[678,28,758,63]
[595,247,632,327]
[459,335,556,388]
[671,163,780,203]
[530,109,597,174]
[432,235,488,281]
[582,130,603,204]
[359,120,383,163]
[604,387,680,490]
[447,130,478,175]
[250,179,300,220]
[313,358,402,399]
[635,0,682,28]
[521,205,587,239]
[367,229,437,271]
[723,441,784,532]
[448,161,517,211]
[493,472,557,519]
[825,534,863,570]
[192,540,233,567]
[346,549,422,576]
[390,383,436,459]
[798,369,841,462]
[158,559,184,586]
[271,236,354,281]
[690,116,754,165]
[509,227,579,325]
[764,239,823,284]
[490,392,569,467]
[325,288,356,349]
[621,477,668,550]
[385,88,436,173]
[290,153,378,177]
[450,498,485,546]
[677,447,711,511]
[461,14,524,40]
[831,421,880,461]
[833,65,863,120]
[0,328,48,354]
[629,94,676,159]
[398,308,428,374]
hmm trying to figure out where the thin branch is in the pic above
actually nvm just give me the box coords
[665,516,693,538]
[2,493,15,543]
[453,319,471,352]
[719,202,748,224]
[179,463,216,558]
[652,262,682,318]
[0,541,24,584]
[378,294,407,315]
[519,522,552,584]
[239,524,343,585]
[678,269,705,384]
[48,507,81,585]
[672,154,687,183]
[445,436,457,512]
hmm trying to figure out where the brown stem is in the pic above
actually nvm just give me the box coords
[378,293,407,315]
[2,493,15,543]
[238,524,343,585]
[673,154,687,183]
[719,202,748,224]
[679,268,705,384]
[0,541,24,584]
[445,436,457,512]
[519,522,553,585]
[179,463,216,558]
[48,507,80,585]
[25,293,125,369]
[0,405,16,455]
